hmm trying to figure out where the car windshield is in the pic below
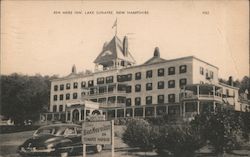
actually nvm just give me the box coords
[34,127,65,136]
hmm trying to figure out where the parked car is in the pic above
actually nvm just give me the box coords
[18,123,103,156]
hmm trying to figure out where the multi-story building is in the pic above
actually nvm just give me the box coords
[40,35,247,124]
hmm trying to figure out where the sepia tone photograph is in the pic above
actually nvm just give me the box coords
[0,0,250,157]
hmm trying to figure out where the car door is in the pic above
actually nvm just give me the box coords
[65,126,82,154]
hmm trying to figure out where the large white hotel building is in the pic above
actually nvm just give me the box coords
[40,35,248,124]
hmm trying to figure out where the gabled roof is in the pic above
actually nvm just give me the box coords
[94,36,136,64]
[144,56,167,65]
[143,47,166,65]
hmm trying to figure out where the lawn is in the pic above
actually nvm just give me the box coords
[0,126,249,157]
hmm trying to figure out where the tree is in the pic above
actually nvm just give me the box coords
[190,109,245,154]
[0,73,56,125]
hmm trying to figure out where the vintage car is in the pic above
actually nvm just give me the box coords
[18,123,103,156]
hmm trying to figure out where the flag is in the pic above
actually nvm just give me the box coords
[112,19,117,29]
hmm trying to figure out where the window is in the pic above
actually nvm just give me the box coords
[66,83,70,90]
[108,97,116,104]
[205,69,209,79]
[73,82,78,89]
[168,80,175,88]
[60,84,64,91]
[158,95,165,104]
[106,76,113,83]
[168,94,175,103]
[146,96,152,105]
[73,93,78,99]
[117,74,132,82]
[180,65,187,73]
[135,97,141,106]
[135,84,141,92]
[59,105,63,112]
[158,68,164,77]
[126,98,131,106]
[98,98,106,103]
[146,70,153,78]
[53,105,57,112]
[64,127,76,135]
[53,95,57,101]
[200,67,204,75]
[146,83,153,91]
[59,94,63,100]
[210,71,214,79]
[135,72,141,80]
[99,87,106,94]
[226,89,229,97]
[88,80,94,87]
[97,77,105,84]
[81,81,86,88]
[168,67,175,75]
[158,81,164,89]
[126,86,132,93]
[66,93,70,100]
[179,78,187,88]
[127,74,132,81]
[117,75,123,82]
[54,85,58,91]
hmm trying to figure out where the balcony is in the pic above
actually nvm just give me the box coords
[180,84,223,102]
[99,103,126,108]
[81,83,128,99]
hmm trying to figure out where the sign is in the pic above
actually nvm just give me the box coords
[86,115,105,121]
[82,121,112,145]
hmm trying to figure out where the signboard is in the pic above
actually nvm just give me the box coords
[82,121,112,145]
[86,115,105,122]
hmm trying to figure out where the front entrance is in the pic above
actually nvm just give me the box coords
[72,109,79,123]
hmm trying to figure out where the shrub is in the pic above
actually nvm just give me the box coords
[122,118,155,151]
[155,125,202,157]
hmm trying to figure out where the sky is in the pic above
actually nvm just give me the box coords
[1,0,249,80]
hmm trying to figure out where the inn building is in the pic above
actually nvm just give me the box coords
[40,35,248,124]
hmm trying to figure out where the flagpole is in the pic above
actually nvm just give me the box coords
[115,18,118,36]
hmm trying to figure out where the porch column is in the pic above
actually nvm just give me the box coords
[143,106,145,118]
[115,109,117,119]
[132,108,134,118]
[65,112,68,122]
[213,86,215,98]
[78,109,81,121]
[183,102,186,117]
[84,109,86,121]
[197,85,200,98]
[124,108,126,118]
[197,101,200,114]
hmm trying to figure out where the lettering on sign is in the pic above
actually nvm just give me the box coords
[82,121,112,145]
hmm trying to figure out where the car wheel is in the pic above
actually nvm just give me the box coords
[95,144,103,153]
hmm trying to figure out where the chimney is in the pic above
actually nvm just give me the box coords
[228,76,233,86]
[154,47,160,58]
[123,36,128,56]
[72,64,77,74]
